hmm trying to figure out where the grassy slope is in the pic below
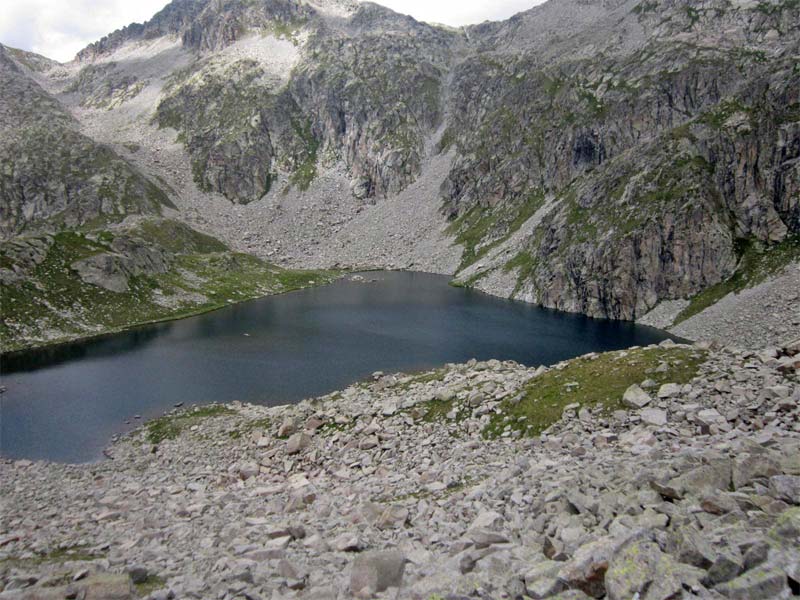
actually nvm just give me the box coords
[484,346,708,438]
[0,220,338,353]
[675,234,800,324]
[448,191,546,273]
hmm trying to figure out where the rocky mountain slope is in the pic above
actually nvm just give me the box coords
[1,340,799,598]
[1,0,799,351]
[446,0,800,324]
[0,45,173,237]
[0,44,334,352]
[1,4,800,598]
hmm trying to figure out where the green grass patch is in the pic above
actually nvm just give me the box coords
[449,191,546,273]
[447,205,499,269]
[483,346,707,439]
[437,127,457,153]
[698,99,751,130]
[676,235,800,323]
[778,102,800,125]
[0,545,104,569]
[414,396,471,424]
[319,419,356,436]
[755,0,799,15]
[391,368,447,391]
[391,476,478,504]
[504,251,537,278]
[134,575,167,598]
[274,268,333,290]
[265,18,308,45]
[632,1,658,14]
[146,405,235,444]
[289,118,319,192]
[577,89,607,118]
[241,417,272,433]
[133,219,226,254]
[452,269,491,289]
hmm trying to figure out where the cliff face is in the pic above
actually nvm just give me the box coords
[147,1,455,204]
[442,0,800,319]
[2,0,799,324]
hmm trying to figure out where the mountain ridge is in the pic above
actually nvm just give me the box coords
[1,0,798,351]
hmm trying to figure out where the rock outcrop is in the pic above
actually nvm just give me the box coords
[0,218,334,352]
[445,0,800,320]
[0,45,173,238]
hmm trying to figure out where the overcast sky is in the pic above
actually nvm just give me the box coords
[0,0,541,63]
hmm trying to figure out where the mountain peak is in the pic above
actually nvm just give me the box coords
[76,0,360,62]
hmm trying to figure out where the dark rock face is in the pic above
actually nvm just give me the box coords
[76,0,212,62]
[182,0,316,52]
[156,60,284,203]
[439,0,800,319]
[0,45,172,238]
[289,22,452,201]
[150,1,453,204]
[65,62,145,109]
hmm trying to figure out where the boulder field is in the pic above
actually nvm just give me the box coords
[1,340,799,598]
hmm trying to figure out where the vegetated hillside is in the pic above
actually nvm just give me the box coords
[0,218,336,352]
[1,0,799,343]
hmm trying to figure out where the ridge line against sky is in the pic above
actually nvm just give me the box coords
[0,0,543,63]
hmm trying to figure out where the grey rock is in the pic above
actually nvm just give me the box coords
[557,537,615,598]
[733,452,781,490]
[237,462,259,480]
[657,383,681,399]
[467,528,509,549]
[277,419,297,438]
[286,432,311,455]
[126,566,148,585]
[349,550,405,597]
[770,475,800,505]
[640,408,668,427]
[622,384,651,409]
[606,537,704,600]
[713,565,790,599]
[334,533,363,552]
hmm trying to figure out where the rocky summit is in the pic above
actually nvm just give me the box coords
[1,340,800,598]
[1,0,800,598]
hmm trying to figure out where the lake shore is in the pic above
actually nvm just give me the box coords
[0,270,341,358]
[1,272,677,463]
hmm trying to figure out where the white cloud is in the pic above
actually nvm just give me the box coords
[0,0,543,63]
[0,0,169,61]
[373,0,542,27]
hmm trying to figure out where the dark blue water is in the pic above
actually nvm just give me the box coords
[0,271,675,463]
